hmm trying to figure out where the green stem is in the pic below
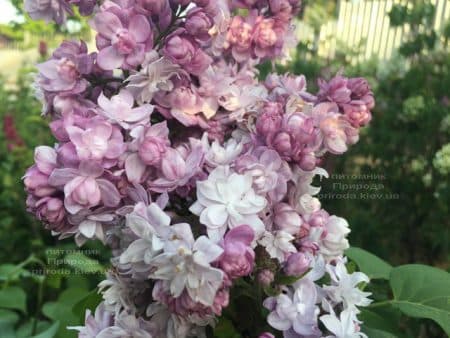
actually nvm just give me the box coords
[32,277,45,336]
[368,300,394,308]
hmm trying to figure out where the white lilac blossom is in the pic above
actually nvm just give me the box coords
[320,216,351,260]
[263,278,321,337]
[69,302,113,337]
[150,231,224,306]
[189,165,267,242]
[23,1,376,337]
[324,260,372,312]
[119,202,172,273]
[126,51,184,104]
[321,309,367,338]
[259,230,297,263]
[203,136,244,167]
[97,90,153,129]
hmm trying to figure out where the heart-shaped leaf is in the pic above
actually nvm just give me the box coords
[346,247,392,279]
[0,286,27,313]
[389,264,450,335]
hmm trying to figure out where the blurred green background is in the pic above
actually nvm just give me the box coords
[0,0,448,337]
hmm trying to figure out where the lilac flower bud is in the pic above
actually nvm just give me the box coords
[270,131,292,159]
[24,166,56,198]
[163,31,212,75]
[226,16,254,62]
[139,136,168,166]
[34,146,57,175]
[284,252,310,276]
[308,209,329,228]
[298,151,317,171]
[35,197,66,224]
[219,225,255,279]
[91,12,153,70]
[71,0,96,16]
[136,0,169,15]
[212,288,230,315]
[273,203,302,234]
[69,177,102,209]
[256,102,283,136]
[160,148,186,181]
[194,0,210,6]
[257,269,275,287]
[342,103,372,127]
[259,333,275,338]
[253,17,278,57]
[347,77,372,101]
[57,142,80,168]
[317,75,351,105]
[168,86,201,114]
[185,8,213,41]
[24,0,71,25]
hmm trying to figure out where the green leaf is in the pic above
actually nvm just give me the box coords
[0,309,20,338]
[42,288,87,338]
[362,327,398,338]
[214,318,241,338]
[31,321,60,338]
[389,264,450,335]
[275,274,303,285]
[0,286,27,313]
[0,264,29,281]
[16,320,53,338]
[72,288,102,322]
[359,308,404,338]
[64,252,104,274]
[0,309,20,326]
[346,247,392,279]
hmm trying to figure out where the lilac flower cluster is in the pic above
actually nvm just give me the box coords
[24,1,375,337]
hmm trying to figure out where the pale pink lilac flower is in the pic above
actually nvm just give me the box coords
[264,278,320,337]
[24,146,58,198]
[91,10,153,70]
[318,75,375,128]
[126,51,184,104]
[153,281,229,324]
[150,228,224,306]
[284,252,311,276]
[27,196,66,227]
[24,0,72,24]
[67,118,126,165]
[324,260,372,312]
[69,302,114,338]
[235,147,292,203]
[135,0,172,29]
[185,8,214,41]
[149,140,205,193]
[257,269,275,287]
[48,161,121,214]
[320,308,368,338]
[190,165,267,242]
[218,225,255,279]
[319,216,351,260]
[36,40,94,96]
[259,230,297,263]
[258,333,275,338]
[272,203,303,235]
[225,15,254,62]
[163,29,212,76]
[98,89,153,129]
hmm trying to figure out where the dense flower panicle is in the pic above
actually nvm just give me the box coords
[24,0,376,336]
